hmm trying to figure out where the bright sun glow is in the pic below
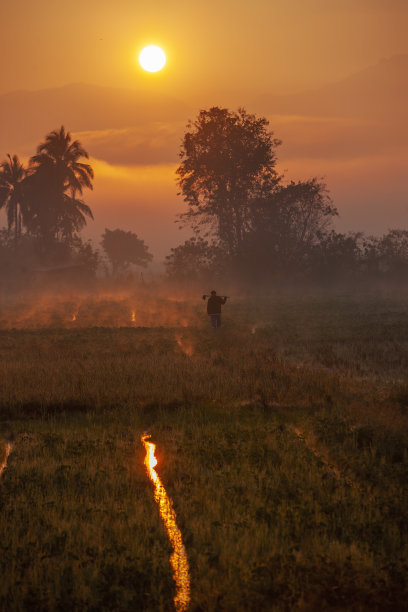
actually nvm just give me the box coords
[139,45,166,73]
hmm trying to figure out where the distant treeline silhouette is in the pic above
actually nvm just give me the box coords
[1,112,407,288]
[0,126,98,280]
[0,127,152,284]
[166,107,408,286]
[0,126,94,245]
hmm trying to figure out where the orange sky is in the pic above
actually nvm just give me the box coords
[1,0,407,96]
[0,0,407,263]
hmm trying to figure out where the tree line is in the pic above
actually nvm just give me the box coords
[166,107,408,286]
[0,127,151,281]
[1,111,407,287]
[0,127,94,247]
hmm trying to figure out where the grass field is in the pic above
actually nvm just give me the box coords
[0,289,407,610]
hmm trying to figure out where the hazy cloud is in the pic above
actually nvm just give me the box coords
[269,115,408,162]
[74,113,407,169]
[73,124,184,166]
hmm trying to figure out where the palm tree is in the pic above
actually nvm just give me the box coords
[0,154,27,246]
[28,126,94,241]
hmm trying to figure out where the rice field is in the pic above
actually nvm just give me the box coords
[0,288,407,610]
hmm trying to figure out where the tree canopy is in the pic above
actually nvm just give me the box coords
[0,154,27,246]
[0,127,96,280]
[165,237,225,283]
[25,126,94,242]
[176,107,282,256]
[173,107,341,283]
[101,228,153,276]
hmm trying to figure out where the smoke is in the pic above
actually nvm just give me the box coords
[0,283,204,330]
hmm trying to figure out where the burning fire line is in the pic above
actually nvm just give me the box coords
[141,434,190,611]
[0,443,13,479]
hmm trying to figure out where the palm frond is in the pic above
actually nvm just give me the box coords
[71,198,94,220]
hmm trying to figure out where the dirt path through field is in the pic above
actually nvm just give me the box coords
[141,434,190,611]
[0,443,13,479]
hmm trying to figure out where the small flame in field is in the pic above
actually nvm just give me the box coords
[0,290,203,330]
[175,334,194,357]
[0,443,13,479]
[141,434,190,611]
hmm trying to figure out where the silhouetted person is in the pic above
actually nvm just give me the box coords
[204,290,227,328]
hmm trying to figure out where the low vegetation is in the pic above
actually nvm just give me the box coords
[0,289,407,610]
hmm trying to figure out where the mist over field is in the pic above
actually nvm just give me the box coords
[0,283,201,330]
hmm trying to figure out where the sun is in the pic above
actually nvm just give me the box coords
[139,45,166,73]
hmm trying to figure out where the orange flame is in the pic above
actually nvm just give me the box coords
[141,434,190,611]
[0,289,204,330]
[0,443,12,479]
[175,334,194,357]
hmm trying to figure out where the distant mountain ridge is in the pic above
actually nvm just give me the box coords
[254,54,408,121]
